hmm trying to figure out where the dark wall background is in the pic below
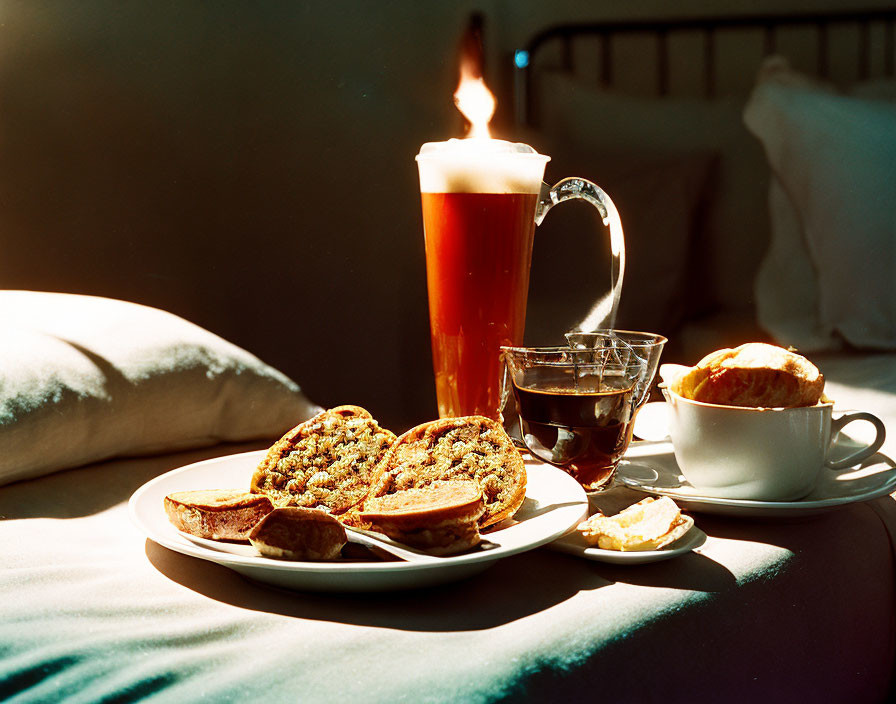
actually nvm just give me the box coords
[0,1,490,431]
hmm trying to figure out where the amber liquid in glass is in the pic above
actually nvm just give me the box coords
[512,368,635,491]
[421,191,538,419]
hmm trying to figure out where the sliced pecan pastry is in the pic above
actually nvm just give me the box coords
[365,416,526,529]
[250,405,396,515]
[360,480,485,555]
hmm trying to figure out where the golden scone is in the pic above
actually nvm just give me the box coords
[360,480,485,555]
[249,507,347,560]
[577,497,693,551]
[366,416,526,529]
[164,489,273,541]
[250,405,396,515]
[671,342,824,408]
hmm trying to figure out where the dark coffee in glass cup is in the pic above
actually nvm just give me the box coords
[502,331,665,492]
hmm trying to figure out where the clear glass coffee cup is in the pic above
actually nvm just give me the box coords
[501,344,645,492]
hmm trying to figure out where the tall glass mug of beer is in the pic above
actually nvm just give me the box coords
[416,138,625,420]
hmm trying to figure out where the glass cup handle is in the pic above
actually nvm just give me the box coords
[535,177,626,330]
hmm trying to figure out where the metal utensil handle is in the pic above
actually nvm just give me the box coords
[343,526,446,562]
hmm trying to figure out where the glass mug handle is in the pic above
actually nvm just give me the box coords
[535,177,626,330]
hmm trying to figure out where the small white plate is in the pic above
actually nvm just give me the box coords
[550,525,707,564]
[129,450,589,592]
[617,440,896,518]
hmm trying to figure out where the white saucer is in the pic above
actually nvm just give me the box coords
[129,450,589,592]
[617,440,896,518]
[550,525,707,564]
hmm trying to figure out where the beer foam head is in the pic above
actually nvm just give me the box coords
[416,138,549,194]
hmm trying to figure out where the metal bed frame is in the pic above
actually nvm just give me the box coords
[513,8,896,126]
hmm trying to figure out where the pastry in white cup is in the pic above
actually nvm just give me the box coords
[659,344,886,501]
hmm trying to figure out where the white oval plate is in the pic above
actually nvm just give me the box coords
[550,525,707,564]
[129,450,589,592]
[617,440,896,518]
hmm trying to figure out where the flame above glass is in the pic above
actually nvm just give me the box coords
[454,75,495,138]
[453,21,495,139]
[419,61,548,194]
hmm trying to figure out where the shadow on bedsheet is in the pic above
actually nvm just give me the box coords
[142,494,896,633]
[144,538,737,632]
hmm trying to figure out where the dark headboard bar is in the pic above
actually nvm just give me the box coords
[515,8,896,125]
[818,22,830,79]
[657,28,669,96]
[704,28,715,97]
[888,20,895,74]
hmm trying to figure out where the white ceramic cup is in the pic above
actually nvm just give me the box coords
[661,388,886,501]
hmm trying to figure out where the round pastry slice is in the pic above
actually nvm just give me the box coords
[250,405,396,515]
[359,480,485,555]
[164,489,274,541]
[366,416,526,529]
[249,507,347,561]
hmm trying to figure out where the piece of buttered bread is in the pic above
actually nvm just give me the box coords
[250,405,396,515]
[365,416,526,529]
[577,497,694,552]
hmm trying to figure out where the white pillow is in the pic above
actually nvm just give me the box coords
[744,58,896,351]
[0,291,321,485]
[752,177,831,350]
